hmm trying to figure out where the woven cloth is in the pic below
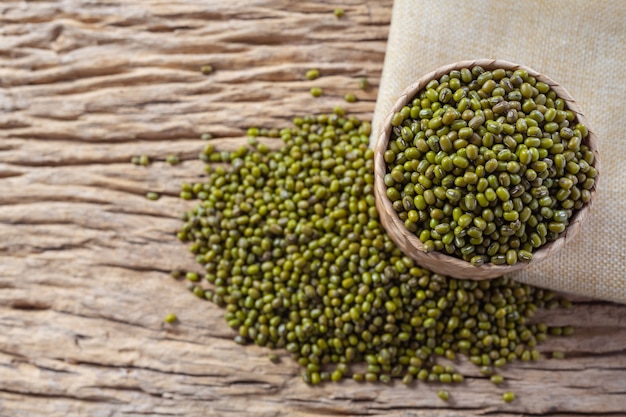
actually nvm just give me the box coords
[372,0,626,303]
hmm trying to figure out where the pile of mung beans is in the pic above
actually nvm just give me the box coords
[175,109,572,399]
[384,66,596,266]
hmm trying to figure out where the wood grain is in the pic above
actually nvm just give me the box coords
[0,1,624,416]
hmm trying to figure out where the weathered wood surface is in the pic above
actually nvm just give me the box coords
[1,1,625,416]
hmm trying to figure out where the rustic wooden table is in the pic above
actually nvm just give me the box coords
[1,1,625,416]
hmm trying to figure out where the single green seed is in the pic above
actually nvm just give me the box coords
[359,77,369,90]
[552,351,565,359]
[458,127,474,139]
[437,390,450,401]
[305,69,320,80]
[490,375,504,385]
[310,87,322,97]
[310,372,321,385]
[391,112,404,127]
[146,192,160,201]
[138,155,150,166]
[164,313,177,323]
[345,93,357,103]
[334,106,346,116]
[269,353,280,363]
[453,155,469,169]
[502,391,516,403]
[186,272,199,282]
[496,187,510,201]
[166,155,180,165]
[486,120,502,134]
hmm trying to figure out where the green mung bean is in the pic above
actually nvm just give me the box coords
[305,69,320,80]
[437,390,450,401]
[490,374,504,385]
[146,192,160,201]
[166,155,180,165]
[139,155,150,166]
[269,353,280,363]
[310,87,322,97]
[502,391,516,402]
[164,313,177,323]
[345,93,357,103]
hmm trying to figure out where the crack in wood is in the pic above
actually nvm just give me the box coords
[0,388,126,405]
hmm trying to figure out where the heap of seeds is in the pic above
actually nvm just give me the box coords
[176,111,571,392]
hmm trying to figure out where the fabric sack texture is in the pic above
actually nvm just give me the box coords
[371,0,626,303]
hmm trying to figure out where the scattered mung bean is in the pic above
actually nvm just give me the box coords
[359,77,369,90]
[164,313,177,323]
[138,155,150,166]
[306,69,320,80]
[552,351,565,359]
[345,93,357,103]
[166,155,180,165]
[269,353,281,363]
[502,391,516,402]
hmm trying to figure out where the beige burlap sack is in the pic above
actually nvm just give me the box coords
[372,0,626,303]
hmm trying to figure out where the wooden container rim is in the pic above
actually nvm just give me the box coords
[373,59,600,280]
